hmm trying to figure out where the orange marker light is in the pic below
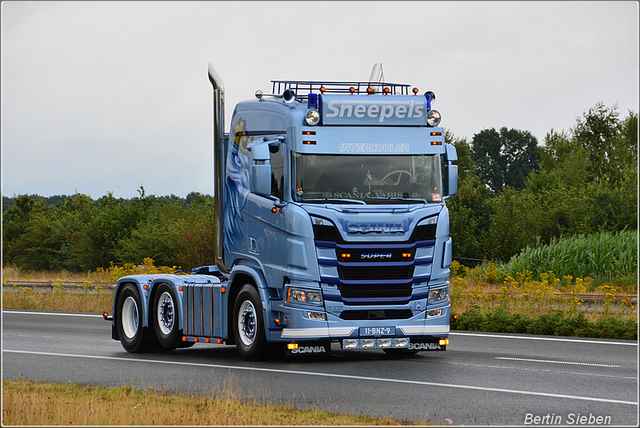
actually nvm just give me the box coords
[383,87,390,94]
[182,336,187,342]
[194,337,199,342]
[179,286,183,291]
[366,87,373,94]
[205,338,210,343]
[413,87,419,94]
[221,287,226,293]
[143,284,148,290]
[217,339,223,344]
[103,312,109,318]
[349,87,356,93]
[274,318,281,324]
[341,253,351,259]
[272,207,278,213]
[320,86,326,93]
[402,253,412,258]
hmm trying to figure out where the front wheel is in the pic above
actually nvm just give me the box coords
[233,285,271,361]
[116,283,152,353]
[153,284,181,351]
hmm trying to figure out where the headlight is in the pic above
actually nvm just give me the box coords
[426,110,441,126]
[305,109,320,126]
[287,287,323,304]
[428,285,449,302]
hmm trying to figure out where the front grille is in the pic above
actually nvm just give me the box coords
[340,309,413,320]
[338,249,414,262]
[338,283,412,299]
[338,265,414,281]
[313,224,344,242]
[313,222,436,244]
[411,224,436,241]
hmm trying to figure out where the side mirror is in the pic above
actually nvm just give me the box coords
[249,143,272,196]
[444,164,458,197]
[443,143,458,198]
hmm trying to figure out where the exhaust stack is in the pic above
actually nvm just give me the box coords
[208,63,228,274]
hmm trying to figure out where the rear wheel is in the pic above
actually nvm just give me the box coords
[233,285,272,361]
[153,284,181,351]
[116,284,152,353]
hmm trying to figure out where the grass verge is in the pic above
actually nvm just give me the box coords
[2,378,409,425]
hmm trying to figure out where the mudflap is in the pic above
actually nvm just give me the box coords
[284,341,332,356]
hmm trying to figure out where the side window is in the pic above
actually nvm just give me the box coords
[270,145,284,200]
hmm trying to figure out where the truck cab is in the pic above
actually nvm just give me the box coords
[212,66,458,359]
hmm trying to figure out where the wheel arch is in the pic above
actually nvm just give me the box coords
[148,277,187,335]
[226,264,271,344]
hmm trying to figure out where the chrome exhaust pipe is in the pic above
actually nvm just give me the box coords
[208,63,228,274]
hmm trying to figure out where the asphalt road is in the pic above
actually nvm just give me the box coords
[2,310,638,425]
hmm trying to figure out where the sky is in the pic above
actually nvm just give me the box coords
[1,1,638,199]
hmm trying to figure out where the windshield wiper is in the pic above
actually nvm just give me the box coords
[303,198,367,205]
[363,196,428,204]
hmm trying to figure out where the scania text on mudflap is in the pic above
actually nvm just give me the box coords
[105,63,458,360]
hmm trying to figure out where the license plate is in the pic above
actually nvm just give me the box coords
[359,326,395,336]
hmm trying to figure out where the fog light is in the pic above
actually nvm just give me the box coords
[439,339,449,346]
[394,338,409,348]
[377,339,392,348]
[360,339,376,349]
[287,342,299,350]
[426,309,443,318]
[308,311,326,321]
[343,339,359,349]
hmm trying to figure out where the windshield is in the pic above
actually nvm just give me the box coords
[293,153,443,204]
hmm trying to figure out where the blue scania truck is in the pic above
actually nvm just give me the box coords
[107,63,458,360]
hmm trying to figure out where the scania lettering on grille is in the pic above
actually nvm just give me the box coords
[290,345,327,354]
[409,342,442,350]
[347,223,404,235]
[361,253,392,259]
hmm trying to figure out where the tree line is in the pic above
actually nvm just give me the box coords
[2,102,636,272]
[448,102,637,264]
[2,189,215,272]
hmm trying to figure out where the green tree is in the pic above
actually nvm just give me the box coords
[447,175,493,263]
[471,127,541,192]
[568,102,635,183]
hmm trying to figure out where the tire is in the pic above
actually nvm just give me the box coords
[153,284,181,351]
[116,283,152,353]
[233,285,271,361]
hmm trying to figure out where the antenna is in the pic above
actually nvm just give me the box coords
[368,63,384,94]
[368,63,384,82]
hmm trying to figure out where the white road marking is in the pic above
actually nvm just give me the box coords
[448,362,637,380]
[2,310,104,318]
[450,331,637,346]
[495,356,621,368]
[3,349,637,406]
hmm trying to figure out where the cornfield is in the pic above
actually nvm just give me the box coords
[502,230,637,281]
